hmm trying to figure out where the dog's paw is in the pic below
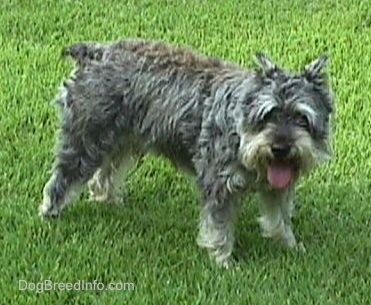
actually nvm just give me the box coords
[87,178,125,205]
[295,241,306,253]
[87,192,108,203]
[286,239,306,254]
[88,180,107,202]
[216,256,236,269]
[88,190,125,205]
[38,197,60,218]
[209,249,236,270]
[38,204,60,218]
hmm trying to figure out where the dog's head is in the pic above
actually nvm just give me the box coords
[236,52,334,190]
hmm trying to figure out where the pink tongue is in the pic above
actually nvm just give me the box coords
[267,165,293,189]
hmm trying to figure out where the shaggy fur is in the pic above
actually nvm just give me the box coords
[39,38,335,268]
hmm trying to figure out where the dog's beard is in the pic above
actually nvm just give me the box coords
[239,129,331,190]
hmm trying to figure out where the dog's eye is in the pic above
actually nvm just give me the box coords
[263,108,279,123]
[295,114,309,128]
[263,110,274,122]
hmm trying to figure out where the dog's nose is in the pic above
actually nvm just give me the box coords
[271,143,291,158]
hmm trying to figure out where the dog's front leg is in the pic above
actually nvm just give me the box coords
[197,191,236,268]
[258,186,305,252]
[196,169,245,268]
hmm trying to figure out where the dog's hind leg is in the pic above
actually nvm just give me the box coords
[87,149,141,204]
[39,130,116,217]
[39,97,120,217]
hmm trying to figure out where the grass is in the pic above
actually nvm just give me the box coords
[1,0,371,304]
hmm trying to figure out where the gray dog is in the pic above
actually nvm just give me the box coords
[39,38,335,268]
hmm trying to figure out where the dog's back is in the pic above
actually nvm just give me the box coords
[62,38,236,72]
[58,38,243,171]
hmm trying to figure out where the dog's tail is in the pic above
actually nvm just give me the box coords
[61,42,105,65]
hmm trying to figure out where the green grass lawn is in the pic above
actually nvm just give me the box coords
[1,0,371,304]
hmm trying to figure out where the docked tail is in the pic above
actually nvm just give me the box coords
[61,42,105,65]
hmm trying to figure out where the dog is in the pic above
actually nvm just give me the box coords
[39,38,335,268]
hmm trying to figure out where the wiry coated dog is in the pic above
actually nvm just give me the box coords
[39,38,334,267]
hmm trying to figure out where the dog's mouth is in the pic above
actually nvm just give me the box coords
[266,162,294,190]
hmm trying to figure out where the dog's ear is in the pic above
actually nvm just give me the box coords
[302,55,329,83]
[254,52,279,75]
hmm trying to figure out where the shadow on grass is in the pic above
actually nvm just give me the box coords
[38,176,369,265]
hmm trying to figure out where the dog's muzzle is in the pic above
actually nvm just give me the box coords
[266,142,294,190]
[271,143,291,159]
